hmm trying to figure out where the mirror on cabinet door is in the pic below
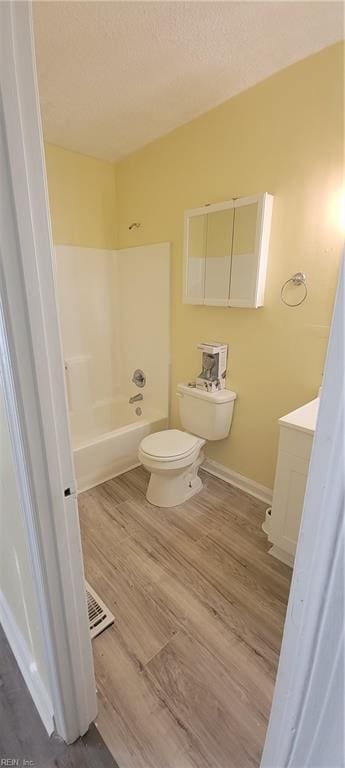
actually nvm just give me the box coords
[204,208,234,306]
[229,198,259,307]
[183,193,273,308]
[186,213,207,303]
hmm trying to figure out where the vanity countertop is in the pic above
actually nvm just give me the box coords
[279,397,319,436]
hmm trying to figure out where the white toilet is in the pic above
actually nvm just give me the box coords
[139,383,236,507]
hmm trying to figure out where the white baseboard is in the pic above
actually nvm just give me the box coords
[202,457,273,505]
[0,590,54,735]
[269,545,294,568]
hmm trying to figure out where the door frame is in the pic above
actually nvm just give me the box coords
[0,1,96,743]
[261,255,344,766]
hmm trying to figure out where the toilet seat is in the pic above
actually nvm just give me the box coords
[139,428,205,507]
[140,429,200,462]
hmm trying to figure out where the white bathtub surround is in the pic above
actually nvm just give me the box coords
[74,405,166,492]
[266,397,319,565]
[64,355,93,412]
[55,246,117,409]
[54,243,170,490]
[115,244,170,415]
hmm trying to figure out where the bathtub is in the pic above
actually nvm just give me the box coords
[71,399,167,492]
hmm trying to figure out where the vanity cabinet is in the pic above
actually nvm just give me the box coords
[183,193,273,308]
[268,399,319,566]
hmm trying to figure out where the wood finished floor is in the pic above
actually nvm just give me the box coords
[78,467,292,768]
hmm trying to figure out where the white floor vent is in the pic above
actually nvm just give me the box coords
[86,581,114,639]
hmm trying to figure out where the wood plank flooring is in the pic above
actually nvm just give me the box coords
[78,467,292,768]
[0,625,118,768]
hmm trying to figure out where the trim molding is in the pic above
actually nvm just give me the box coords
[0,591,54,735]
[269,544,294,568]
[202,457,273,505]
[261,260,345,767]
[0,3,97,742]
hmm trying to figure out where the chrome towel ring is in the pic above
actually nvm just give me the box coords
[281,272,308,307]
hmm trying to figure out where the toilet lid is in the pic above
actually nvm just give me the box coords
[140,429,200,459]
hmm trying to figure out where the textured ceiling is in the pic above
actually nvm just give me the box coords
[33,1,344,161]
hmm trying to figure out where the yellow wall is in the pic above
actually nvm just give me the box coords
[45,43,344,489]
[45,143,116,248]
[115,43,344,488]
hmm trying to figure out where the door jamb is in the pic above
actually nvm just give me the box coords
[0,1,97,743]
[261,255,344,766]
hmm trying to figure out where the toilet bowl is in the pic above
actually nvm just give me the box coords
[139,383,236,508]
[139,429,206,507]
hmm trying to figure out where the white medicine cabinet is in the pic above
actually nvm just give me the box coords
[183,193,273,308]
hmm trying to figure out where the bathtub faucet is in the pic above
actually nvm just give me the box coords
[129,393,143,404]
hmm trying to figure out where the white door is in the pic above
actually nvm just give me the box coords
[0,1,96,742]
[261,256,345,767]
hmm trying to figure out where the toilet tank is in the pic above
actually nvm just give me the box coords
[177,384,236,440]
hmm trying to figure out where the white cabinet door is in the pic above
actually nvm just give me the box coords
[269,450,310,557]
[229,197,258,306]
[185,213,207,303]
[204,207,234,306]
[229,193,273,308]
